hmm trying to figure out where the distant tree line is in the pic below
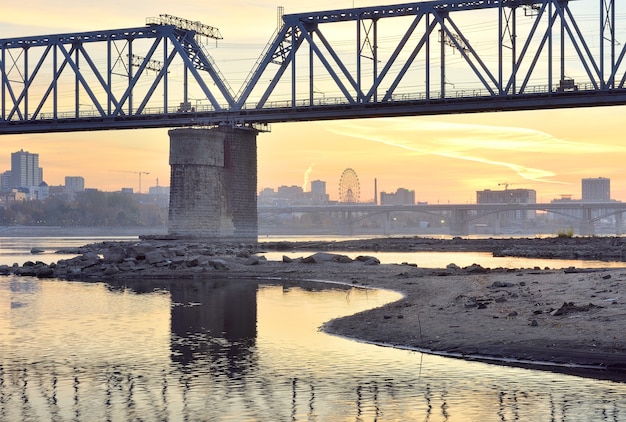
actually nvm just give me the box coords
[0,191,167,227]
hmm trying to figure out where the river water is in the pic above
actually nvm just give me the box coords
[1,236,626,421]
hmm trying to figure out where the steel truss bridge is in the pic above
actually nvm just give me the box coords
[259,201,626,235]
[1,0,625,134]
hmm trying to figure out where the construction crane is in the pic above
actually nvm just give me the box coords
[112,170,150,193]
[498,182,516,190]
[135,171,150,194]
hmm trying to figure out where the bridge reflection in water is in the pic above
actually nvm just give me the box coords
[1,277,625,420]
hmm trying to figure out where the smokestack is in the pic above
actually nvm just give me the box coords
[374,178,378,205]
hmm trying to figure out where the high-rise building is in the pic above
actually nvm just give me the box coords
[10,149,43,189]
[582,177,610,202]
[310,180,329,203]
[310,180,326,195]
[65,176,85,199]
[0,170,11,193]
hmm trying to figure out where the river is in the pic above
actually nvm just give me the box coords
[1,236,626,421]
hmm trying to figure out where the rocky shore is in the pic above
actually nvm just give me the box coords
[4,235,626,381]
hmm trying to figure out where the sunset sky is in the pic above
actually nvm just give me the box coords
[1,0,625,203]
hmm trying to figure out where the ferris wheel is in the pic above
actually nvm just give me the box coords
[339,168,360,203]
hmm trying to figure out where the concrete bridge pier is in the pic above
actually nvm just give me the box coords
[337,211,354,235]
[579,207,595,236]
[616,212,623,236]
[168,126,258,241]
[382,212,391,235]
[493,213,501,235]
[449,209,470,236]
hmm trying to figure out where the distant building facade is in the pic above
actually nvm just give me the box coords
[309,180,330,203]
[65,176,85,199]
[476,188,536,221]
[10,149,43,189]
[582,177,610,202]
[1,171,11,193]
[380,188,415,205]
[258,181,330,206]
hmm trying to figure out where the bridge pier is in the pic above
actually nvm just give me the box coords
[493,213,501,236]
[337,211,354,235]
[449,209,470,236]
[382,212,391,235]
[616,212,623,236]
[579,207,595,236]
[168,127,258,241]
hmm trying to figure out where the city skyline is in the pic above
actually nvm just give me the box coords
[3,1,626,204]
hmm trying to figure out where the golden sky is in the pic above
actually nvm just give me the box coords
[2,1,624,202]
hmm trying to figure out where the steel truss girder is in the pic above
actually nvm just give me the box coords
[0,25,234,123]
[235,0,626,110]
[2,0,626,134]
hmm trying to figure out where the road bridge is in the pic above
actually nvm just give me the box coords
[259,202,626,236]
[1,0,624,239]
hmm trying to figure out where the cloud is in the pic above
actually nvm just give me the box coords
[323,118,619,185]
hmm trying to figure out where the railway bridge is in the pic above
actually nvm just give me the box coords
[1,1,624,239]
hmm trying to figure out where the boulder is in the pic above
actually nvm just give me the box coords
[103,247,126,263]
[145,251,167,265]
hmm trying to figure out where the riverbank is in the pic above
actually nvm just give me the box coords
[5,235,626,381]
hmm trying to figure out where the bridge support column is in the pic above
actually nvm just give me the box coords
[493,213,501,235]
[168,127,258,241]
[579,207,594,236]
[616,212,623,236]
[337,211,354,235]
[449,209,469,236]
[382,212,391,235]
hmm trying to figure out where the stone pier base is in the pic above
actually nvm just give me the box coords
[168,126,257,241]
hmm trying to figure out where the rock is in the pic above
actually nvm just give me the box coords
[209,259,229,270]
[490,281,514,288]
[303,252,346,263]
[282,255,293,263]
[245,256,261,265]
[186,256,200,267]
[36,266,55,278]
[103,247,126,263]
[530,320,539,327]
[446,263,461,271]
[465,263,487,273]
[30,247,45,254]
[103,265,119,275]
[145,251,166,265]
[363,258,380,265]
[551,301,602,316]
[335,255,353,263]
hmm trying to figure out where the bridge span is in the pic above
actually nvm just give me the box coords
[259,202,626,236]
[1,0,625,133]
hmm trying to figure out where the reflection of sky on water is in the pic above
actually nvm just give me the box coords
[1,276,625,421]
[259,250,626,269]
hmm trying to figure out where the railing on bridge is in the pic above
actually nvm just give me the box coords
[1,0,625,133]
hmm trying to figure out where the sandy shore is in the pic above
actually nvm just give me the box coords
[213,257,626,381]
[14,236,626,381]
